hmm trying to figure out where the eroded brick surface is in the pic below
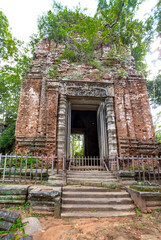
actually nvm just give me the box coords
[15,39,158,157]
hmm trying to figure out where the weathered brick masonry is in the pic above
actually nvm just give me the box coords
[15,39,159,156]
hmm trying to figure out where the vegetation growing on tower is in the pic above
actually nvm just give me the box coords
[36,0,154,72]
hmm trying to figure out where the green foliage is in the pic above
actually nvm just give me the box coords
[147,75,161,143]
[135,208,142,216]
[0,11,17,59]
[21,202,30,211]
[70,134,84,157]
[153,111,161,143]
[0,122,15,153]
[97,0,154,70]
[0,218,24,238]
[36,1,155,70]
[147,74,161,107]
[154,0,161,35]
[155,127,161,143]
[62,48,78,62]
[0,10,31,153]
[116,69,127,78]
[31,212,41,218]
[0,2,160,153]
[0,155,37,169]
[89,60,102,70]
[49,66,57,77]
[0,53,31,153]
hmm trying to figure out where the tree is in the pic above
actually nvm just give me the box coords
[153,110,161,143]
[0,10,17,60]
[0,11,31,153]
[154,0,161,36]
[147,74,161,107]
[36,0,154,72]
[146,0,161,104]
[0,1,160,152]
[97,0,154,69]
[147,73,161,143]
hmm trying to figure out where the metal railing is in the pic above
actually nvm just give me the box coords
[0,153,66,184]
[68,156,105,171]
[107,155,161,185]
[1,153,161,185]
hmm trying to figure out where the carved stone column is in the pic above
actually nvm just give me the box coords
[46,85,59,155]
[105,97,118,157]
[37,77,47,136]
[57,94,67,156]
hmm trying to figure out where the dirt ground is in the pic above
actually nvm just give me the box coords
[32,212,161,240]
[1,206,161,240]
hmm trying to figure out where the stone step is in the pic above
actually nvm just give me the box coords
[67,178,117,181]
[61,211,136,218]
[67,181,118,186]
[62,191,130,198]
[67,175,116,179]
[63,186,120,192]
[47,180,64,186]
[67,174,115,178]
[67,182,120,188]
[70,167,104,170]
[0,195,26,201]
[30,201,55,206]
[61,185,135,218]
[67,171,111,175]
[67,179,117,183]
[0,200,25,204]
[62,204,134,212]
[0,185,29,195]
[149,206,161,210]
[30,209,54,216]
[67,178,117,182]
[146,201,161,207]
[49,176,64,180]
[62,197,131,204]
[31,205,54,211]
[68,170,108,172]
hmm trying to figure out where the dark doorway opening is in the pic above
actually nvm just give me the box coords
[71,110,99,157]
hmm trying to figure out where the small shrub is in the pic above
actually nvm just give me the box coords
[62,48,77,62]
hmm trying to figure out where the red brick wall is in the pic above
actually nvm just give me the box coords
[114,76,158,156]
[15,39,158,156]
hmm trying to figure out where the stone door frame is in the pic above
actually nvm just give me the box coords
[66,98,105,159]
[57,95,118,158]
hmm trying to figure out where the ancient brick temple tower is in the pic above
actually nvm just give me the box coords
[15,39,158,157]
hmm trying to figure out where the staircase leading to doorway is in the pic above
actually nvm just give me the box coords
[60,170,136,218]
[67,170,118,186]
[61,186,135,218]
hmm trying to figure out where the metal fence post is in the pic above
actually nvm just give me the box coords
[51,155,54,175]
[2,154,7,183]
[156,155,161,184]
[57,155,59,174]
[0,153,2,167]
[116,155,120,171]
[141,154,145,182]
